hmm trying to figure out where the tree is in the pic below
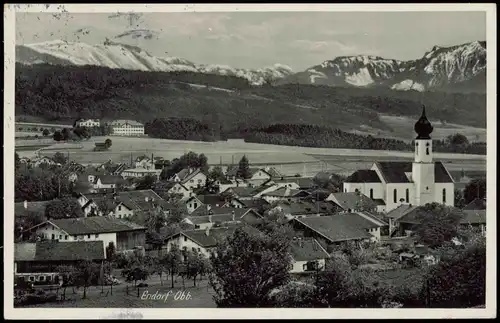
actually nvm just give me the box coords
[136,175,156,190]
[53,152,67,165]
[106,242,116,261]
[237,155,251,179]
[421,237,485,307]
[121,259,150,287]
[463,178,486,204]
[209,226,292,307]
[61,128,72,141]
[185,250,207,287]
[164,244,183,288]
[55,265,76,300]
[414,203,464,248]
[73,260,100,299]
[167,202,187,224]
[207,166,225,186]
[105,138,112,148]
[44,198,84,219]
[53,130,63,142]
[42,129,50,137]
[446,133,469,146]
[146,209,167,233]
[454,189,466,208]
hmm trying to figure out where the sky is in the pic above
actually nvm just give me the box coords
[15,11,486,71]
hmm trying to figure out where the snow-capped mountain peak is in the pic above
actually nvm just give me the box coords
[279,41,486,93]
[15,40,294,86]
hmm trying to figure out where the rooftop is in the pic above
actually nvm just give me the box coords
[36,216,146,235]
[375,161,453,183]
[289,238,330,262]
[15,241,105,262]
[293,215,373,243]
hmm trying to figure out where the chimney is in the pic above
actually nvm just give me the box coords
[232,210,235,222]
[24,200,28,209]
[205,226,210,236]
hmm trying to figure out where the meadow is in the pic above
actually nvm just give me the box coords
[19,136,485,177]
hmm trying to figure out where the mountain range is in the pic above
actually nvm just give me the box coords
[16,39,486,93]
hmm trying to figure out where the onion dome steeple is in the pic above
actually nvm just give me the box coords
[414,105,433,139]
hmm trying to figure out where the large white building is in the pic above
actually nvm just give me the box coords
[75,118,100,128]
[110,120,145,136]
[343,106,455,212]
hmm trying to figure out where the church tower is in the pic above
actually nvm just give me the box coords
[412,105,435,206]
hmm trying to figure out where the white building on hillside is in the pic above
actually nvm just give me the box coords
[110,120,144,136]
[75,119,100,128]
[343,106,455,212]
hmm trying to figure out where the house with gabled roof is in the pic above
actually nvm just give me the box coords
[186,207,262,229]
[184,195,204,214]
[463,198,486,211]
[225,167,273,186]
[155,181,192,200]
[269,177,317,191]
[170,168,207,191]
[14,240,105,285]
[343,107,455,212]
[163,225,262,260]
[261,187,309,203]
[326,192,380,213]
[460,210,486,236]
[289,214,383,252]
[289,238,330,273]
[23,216,147,254]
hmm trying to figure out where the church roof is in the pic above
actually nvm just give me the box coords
[375,161,453,183]
[414,105,434,139]
[345,170,381,183]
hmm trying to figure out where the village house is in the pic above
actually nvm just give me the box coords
[215,178,248,193]
[184,195,204,214]
[134,155,154,170]
[261,187,310,204]
[31,156,57,168]
[268,177,317,191]
[273,200,340,219]
[121,168,161,180]
[385,204,420,237]
[460,210,486,236]
[343,107,455,212]
[326,191,381,213]
[170,168,207,191]
[463,198,487,210]
[186,207,263,228]
[163,225,262,261]
[289,238,330,273]
[157,182,192,200]
[289,214,382,252]
[224,184,277,201]
[23,216,147,254]
[75,118,100,128]
[110,119,145,136]
[226,167,273,186]
[77,189,169,218]
[197,194,230,208]
[14,240,105,285]
[92,174,124,190]
[97,161,128,176]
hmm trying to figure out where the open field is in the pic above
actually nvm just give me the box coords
[378,115,487,142]
[22,136,486,177]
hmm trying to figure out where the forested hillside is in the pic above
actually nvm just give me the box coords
[15,63,486,154]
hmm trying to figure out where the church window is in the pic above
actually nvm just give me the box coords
[370,189,373,199]
[426,148,429,155]
[355,188,359,193]
[442,188,446,203]
[405,189,409,202]
[393,189,397,203]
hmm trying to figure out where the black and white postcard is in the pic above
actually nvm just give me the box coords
[3,3,496,319]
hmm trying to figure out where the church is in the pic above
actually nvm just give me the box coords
[343,106,455,213]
